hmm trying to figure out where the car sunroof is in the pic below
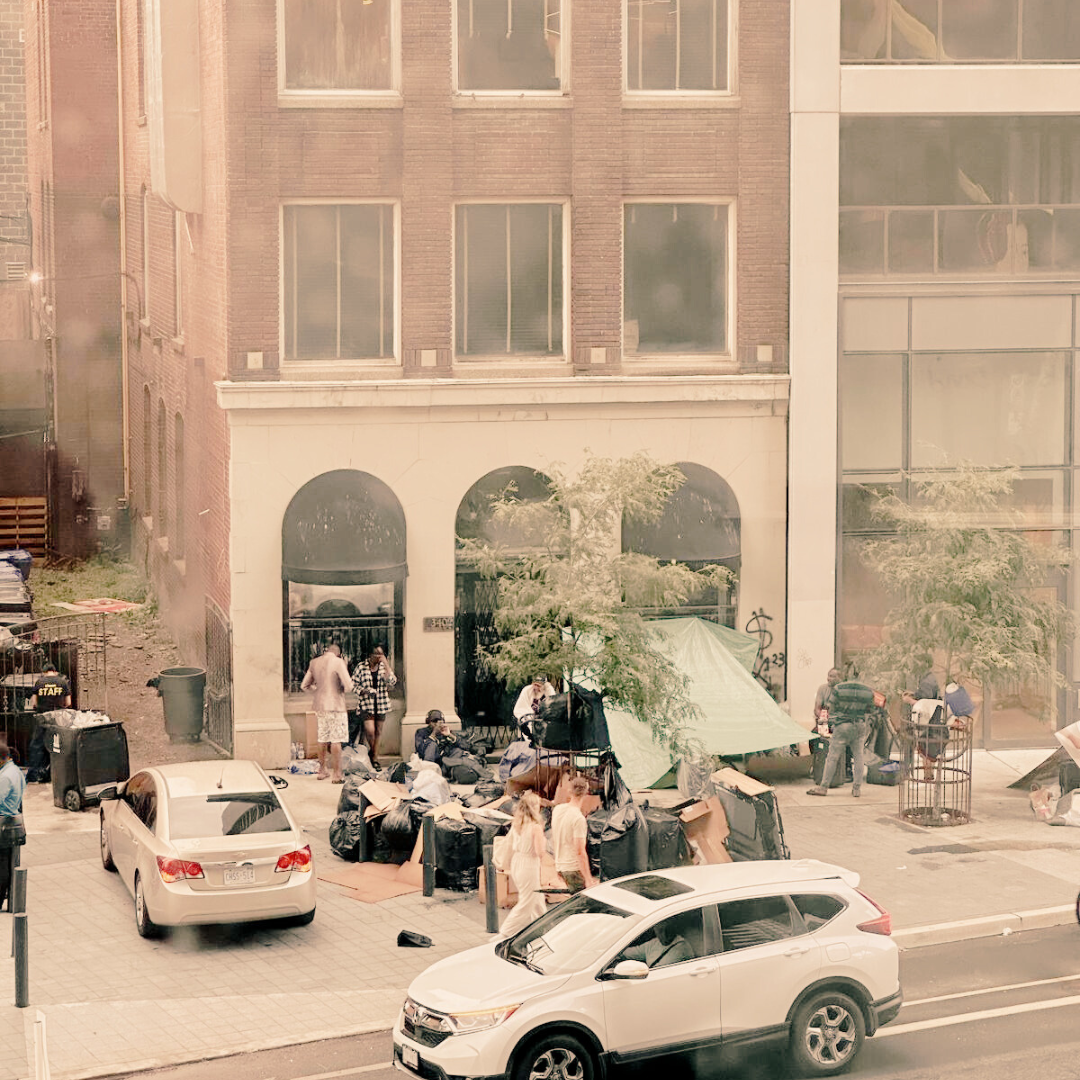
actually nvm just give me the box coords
[611,875,694,900]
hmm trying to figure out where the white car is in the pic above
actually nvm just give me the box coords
[393,860,900,1080]
[99,760,317,937]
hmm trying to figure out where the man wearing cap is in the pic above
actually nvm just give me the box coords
[513,675,556,740]
[807,677,876,798]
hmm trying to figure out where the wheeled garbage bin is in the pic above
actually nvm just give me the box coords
[154,666,206,742]
[46,720,130,812]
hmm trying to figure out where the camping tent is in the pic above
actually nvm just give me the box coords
[604,617,809,790]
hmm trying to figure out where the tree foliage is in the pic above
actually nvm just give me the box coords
[456,453,733,756]
[856,466,1073,702]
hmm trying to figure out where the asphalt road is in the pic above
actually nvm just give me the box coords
[117,924,1080,1080]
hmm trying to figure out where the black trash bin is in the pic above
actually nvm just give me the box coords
[46,720,130,812]
[155,667,206,742]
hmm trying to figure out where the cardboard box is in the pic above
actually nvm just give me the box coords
[357,779,410,821]
[478,853,562,909]
[678,796,732,865]
[304,711,320,758]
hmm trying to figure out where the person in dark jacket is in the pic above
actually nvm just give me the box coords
[415,709,457,764]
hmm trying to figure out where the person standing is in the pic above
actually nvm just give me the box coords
[26,662,71,783]
[552,776,594,894]
[352,645,397,770]
[807,678,876,798]
[300,642,352,783]
[499,791,547,938]
[0,741,26,911]
[512,676,556,739]
[811,667,841,756]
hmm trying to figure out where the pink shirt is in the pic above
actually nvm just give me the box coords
[300,652,353,713]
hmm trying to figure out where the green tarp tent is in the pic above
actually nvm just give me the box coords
[603,617,809,790]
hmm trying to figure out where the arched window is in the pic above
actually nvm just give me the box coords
[622,461,740,626]
[156,399,167,535]
[142,385,151,512]
[282,470,406,694]
[173,413,184,559]
[454,466,553,730]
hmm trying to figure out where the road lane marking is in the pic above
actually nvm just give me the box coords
[293,1063,393,1079]
[879,992,1080,1038]
[904,971,1080,1007]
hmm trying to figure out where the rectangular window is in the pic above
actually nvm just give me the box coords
[454,204,564,358]
[842,0,1080,62]
[282,0,394,91]
[840,354,904,471]
[283,204,396,361]
[627,0,729,91]
[174,211,183,338]
[141,191,150,321]
[624,202,729,355]
[456,0,562,92]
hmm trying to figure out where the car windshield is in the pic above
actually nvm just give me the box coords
[499,895,637,977]
[168,792,291,840]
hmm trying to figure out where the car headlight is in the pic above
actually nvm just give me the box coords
[440,1005,520,1035]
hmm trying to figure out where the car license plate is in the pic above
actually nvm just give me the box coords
[402,1045,419,1071]
[223,866,255,886]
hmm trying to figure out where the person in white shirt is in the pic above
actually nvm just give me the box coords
[512,676,556,738]
[552,776,594,894]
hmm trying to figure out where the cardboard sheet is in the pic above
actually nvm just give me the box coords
[678,796,732,865]
[317,861,422,903]
[711,766,775,797]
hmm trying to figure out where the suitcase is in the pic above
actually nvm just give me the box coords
[1059,760,1080,796]
[811,745,846,788]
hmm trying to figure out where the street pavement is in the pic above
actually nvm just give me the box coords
[0,747,1076,1079]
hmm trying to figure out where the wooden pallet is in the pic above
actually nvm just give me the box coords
[0,497,47,556]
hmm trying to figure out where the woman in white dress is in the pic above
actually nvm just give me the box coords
[499,791,547,938]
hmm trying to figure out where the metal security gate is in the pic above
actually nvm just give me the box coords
[455,574,516,748]
[204,599,233,755]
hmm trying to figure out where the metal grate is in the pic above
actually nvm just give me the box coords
[5,262,27,281]
[897,712,973,826]
[204,599,233,755]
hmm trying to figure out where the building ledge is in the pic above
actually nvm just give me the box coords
[216,373,790,413]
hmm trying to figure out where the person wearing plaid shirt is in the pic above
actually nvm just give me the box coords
[806,679,876,799]
[352,645,397,769]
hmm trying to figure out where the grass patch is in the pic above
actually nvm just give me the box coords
[34,556,152,610]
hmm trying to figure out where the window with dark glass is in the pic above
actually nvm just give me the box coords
[624,203,728,354]
[455,204,564,357]
[283,204,395,361]
[457,0,561,91]
[626,0,729,91]
[174,413,185,560]
[283,0,393,90]
[791,893,846,933]
[614,908,713,967]
[717,895,794,952]
[156,400,167,535]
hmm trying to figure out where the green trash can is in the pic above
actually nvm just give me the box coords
[156,666,206,742]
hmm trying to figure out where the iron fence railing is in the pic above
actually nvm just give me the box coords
[284,616,403,694]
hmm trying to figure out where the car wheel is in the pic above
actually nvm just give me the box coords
[134,873,159,939]
[99,813,116,872]
[789,990,865,1077]
[513,1032,594,1080]
[64,788,82,813]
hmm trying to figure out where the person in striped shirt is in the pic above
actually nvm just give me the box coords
[807,679,877,798]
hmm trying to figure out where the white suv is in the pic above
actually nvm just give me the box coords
[393,860,900,1080]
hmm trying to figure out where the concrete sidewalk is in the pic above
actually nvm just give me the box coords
[0,748,1076,1079]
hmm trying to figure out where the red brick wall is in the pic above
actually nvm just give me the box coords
[0,0,28,271]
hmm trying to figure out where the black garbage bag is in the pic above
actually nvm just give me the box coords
[455,729,494,759]
[440,748,492,785]
[337,776,364,814]
[371,818,392,863]
[435,817,480,891]
[643,806,690,870]
[587,801,649,881]
[462,809,511,863]
[382,800,418,852]
[386,762,409,784]
[597,751,632,810]
[537,688,611,751]
[330,811,364,861]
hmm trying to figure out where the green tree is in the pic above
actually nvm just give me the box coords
[456,453,733,756]
[856,466,1073,710]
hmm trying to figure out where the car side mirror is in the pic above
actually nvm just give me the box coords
[97,785,119,801]
[607,960,649,981]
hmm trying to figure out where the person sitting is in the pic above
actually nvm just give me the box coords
[620,918,693,969]
[513,676,556,740]
[415,709,457,764]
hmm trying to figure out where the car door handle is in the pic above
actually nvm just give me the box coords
[689,964,712,977]
[783,945,812,958]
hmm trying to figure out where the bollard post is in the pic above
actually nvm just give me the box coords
[422,814,436,897]
[357,794,371,863]
[11,864,26,959]
[14,912,28,1008]
[483,844,499,934]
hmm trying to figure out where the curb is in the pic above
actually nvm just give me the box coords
[894,903,1076,949]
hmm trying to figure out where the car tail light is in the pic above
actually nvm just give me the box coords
[156,856,205,883]
[275,845,313,874]
[855,889,892,935]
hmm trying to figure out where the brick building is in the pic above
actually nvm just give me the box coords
[34,0,791,765]
[0,0,27,276]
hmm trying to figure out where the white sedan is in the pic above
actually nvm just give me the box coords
[99,760,317,937]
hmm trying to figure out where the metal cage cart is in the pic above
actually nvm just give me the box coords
[898,711,973,826]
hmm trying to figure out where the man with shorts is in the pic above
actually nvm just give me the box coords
[552,776,595,894]
[352,645,397,770]
[300,642,351,783]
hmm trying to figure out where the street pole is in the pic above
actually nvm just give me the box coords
[422,814,436,897]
